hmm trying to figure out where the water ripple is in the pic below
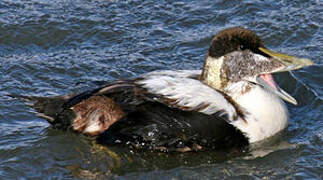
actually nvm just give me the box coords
[0,0,322,178]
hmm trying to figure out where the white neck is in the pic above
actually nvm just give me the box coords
[227,83,289,143]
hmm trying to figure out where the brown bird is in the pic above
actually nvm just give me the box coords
[11,27,313,152]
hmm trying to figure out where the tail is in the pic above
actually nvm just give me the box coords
[8,94,71,124]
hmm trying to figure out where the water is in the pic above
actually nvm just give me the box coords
[0,0,322,179]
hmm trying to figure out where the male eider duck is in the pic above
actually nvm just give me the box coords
[13,27,313,152]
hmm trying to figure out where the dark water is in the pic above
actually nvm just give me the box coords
[0,0,322,179]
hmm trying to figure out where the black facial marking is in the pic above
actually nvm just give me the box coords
[208,27,268,58]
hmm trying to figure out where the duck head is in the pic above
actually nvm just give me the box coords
[201,27,313,105]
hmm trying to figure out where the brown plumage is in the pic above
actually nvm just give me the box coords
[71,96,125,135]
[208,27,265,58]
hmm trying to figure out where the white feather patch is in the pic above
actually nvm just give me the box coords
[136,70,237,121]
[228,84,289,143]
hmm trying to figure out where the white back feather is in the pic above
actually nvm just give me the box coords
[136,70,237,121]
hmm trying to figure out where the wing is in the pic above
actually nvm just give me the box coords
[60,70,238,121]
[54,70,239,136]
[118,70,244,150]
[135,70,238,121]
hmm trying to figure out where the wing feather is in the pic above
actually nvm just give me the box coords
[136,70,238,121]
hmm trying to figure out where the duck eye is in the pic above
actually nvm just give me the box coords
[239,44,245,50]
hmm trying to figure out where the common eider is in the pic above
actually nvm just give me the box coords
[12,27,313,152]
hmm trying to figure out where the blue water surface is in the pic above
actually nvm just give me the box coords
[0,0,322,179]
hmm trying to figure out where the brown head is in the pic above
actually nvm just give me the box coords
[208,27,266,58]
[201,27,313,105]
